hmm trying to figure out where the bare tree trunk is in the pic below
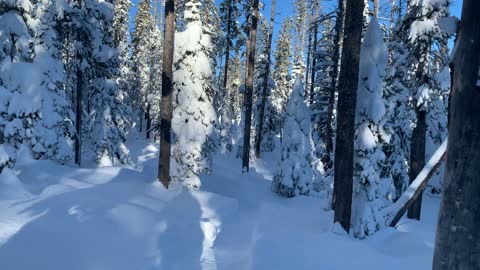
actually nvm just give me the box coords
[373,0,379,18]
[146,103,151,139]
[241,0,260,172]
[254,0,276,159]
[158,0,175,187]
[332,0,364,232]
[433,1,480,268]
[309,0,319,105]
[222,0,233,91]
[74,52,83,166]
[325,0,346,155]
[407,109,426,220]
[389,0,395,36]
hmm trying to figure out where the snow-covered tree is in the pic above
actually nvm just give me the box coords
[270,18,293,139]
[132,0,154,132]
[351,18,393,238]
[272,78,313,197]
[0,0,74,167]
[171,0,216,188]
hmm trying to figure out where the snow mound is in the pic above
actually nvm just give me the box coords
[0,168,31,200]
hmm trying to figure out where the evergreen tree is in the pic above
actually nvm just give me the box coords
[0,0,74,168]
[132,0,154,132]
[270,18,293,141]
[171,0,216,188]
[351,18,393,238]
[272,78,313,197]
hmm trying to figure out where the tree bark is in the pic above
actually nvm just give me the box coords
[254,0,275,158]
[433,1,480,268]
[158,0,175,188]
[332,0,364,232]
[373,0,379,18]
[241,0,260,172]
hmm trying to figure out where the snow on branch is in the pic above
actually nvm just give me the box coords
[382,139,448,227]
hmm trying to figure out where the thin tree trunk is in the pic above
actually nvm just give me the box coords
[373,0,379,18]
[433,1,480,267]
[332,0,364,232]
[389,0,395,36]
[407,108,426,220]
[309,0,319,105]
[158,0,175,188]
[146,103,151,139]
[241,0,260,172]
[325,0,346,155]
[254,0,276,158]
[222,1,233,91]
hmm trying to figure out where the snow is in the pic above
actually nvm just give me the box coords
[0,135,444,269]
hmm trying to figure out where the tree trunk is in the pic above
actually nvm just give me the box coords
[309,1,319,106]
[332,0,364,232]
[433,1,480,268]
[389,0,395,36]
[241,0,260,172]
[407,108,426,220]
[74,56,83,167]
[158,0,175,188]
[325,0,346,155]
[222,0,233,91]
[146,103,151,139]
[254,0,276,159]
[373,0,379,18]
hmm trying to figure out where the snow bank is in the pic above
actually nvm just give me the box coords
[0,168,31,200]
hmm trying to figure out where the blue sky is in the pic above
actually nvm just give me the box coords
[130,0,464,48]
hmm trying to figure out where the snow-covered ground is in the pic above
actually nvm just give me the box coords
[0,135,440,270]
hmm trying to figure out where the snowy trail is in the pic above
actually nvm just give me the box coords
[0,136,441,269]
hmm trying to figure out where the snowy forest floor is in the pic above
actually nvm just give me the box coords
[0,133,440,270]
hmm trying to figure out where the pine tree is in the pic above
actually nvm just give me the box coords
[171,0,216,188]
[272,78,313,197]
[0,0,74,167]
[351,18,393,238]
[132,0,154,133]
[270,18,293,141]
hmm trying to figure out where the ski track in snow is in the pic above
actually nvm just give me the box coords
[0,133,441,270]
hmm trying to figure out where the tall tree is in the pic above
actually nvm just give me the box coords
[292,0,307,81]
[352,18,391,238]
[241,0,260,172]
[332,0,364,232]
[254,0,275,158]
[158,0,175,187]
[270,18,293,143]
[433,0,480,268]
[170,0,216,188]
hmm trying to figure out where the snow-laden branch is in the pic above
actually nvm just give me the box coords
[382,139,448,227]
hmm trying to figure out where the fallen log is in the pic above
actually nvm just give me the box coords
[383,139,448,228]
